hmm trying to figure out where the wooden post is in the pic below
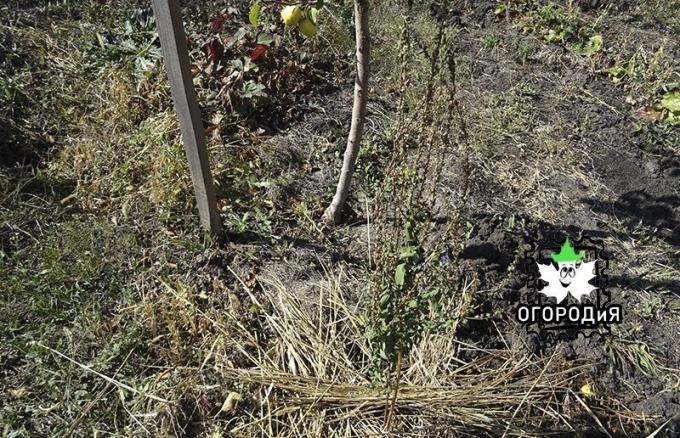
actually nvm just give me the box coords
[152,0,223,236]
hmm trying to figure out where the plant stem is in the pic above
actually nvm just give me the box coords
[384,343,403,431]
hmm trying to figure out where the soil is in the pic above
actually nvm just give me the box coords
[241,1,680,434]
[479,6,676,435]
[444,3,679,434]
[4,0,677,435]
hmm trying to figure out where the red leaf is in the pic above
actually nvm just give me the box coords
[216,199,228,212]
[249,44,267,61]
[210,12,230,33]
[204,125,217,136]
[203,38,224,63]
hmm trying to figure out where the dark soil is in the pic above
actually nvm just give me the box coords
[240,1,680,433]
[416,2,680,435]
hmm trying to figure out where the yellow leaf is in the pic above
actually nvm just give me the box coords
[580,383,594,396]
[9,388,27,399]
[221,391,242,412]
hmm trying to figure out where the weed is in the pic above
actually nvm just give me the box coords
[229,211,251,233]
[483,34,500,49]
[605,332,662,379]
[86,8,162,81]
[0,220,138,435]
[605,47,673,93]
[572,34,602,57]
[516,39,535,63]
[634,0,680,34]
[513,0,677,121]
[469,82,538,154]
[363,14,486,430]
[355,134,392,189]
[636,119,680,156]
[518,1,597,46]
[635,295,665,319]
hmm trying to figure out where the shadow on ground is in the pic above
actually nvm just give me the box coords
[582,190,680,247]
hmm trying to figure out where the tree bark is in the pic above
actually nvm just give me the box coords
[323,0,370,226]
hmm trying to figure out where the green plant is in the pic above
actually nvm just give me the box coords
[366,17,475,429]
[356,135,392,189]
[634,0,680,34]
[494,3,508,17]
[637,114,680,155]
[518,1,600,53]
[605,47,677,123]
[192,4,330,125]
[254,206,277,241]
[635,295,665,319]
[230,212,250,233]
[659,90,680,124]
[573,34,603,57]
[607,59,635,84]
[516,40,534,63]
[483,34,500,49]
[605,335,662,378]
[87,9,162,81]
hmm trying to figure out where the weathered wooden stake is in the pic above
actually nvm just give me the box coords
[152,0,223,236]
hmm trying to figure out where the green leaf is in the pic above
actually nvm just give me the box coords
[545,27,565,42]
[241,80,267,98]
[421,288,439,299]
[230,59,244,71]
[225,27,247,48]
[573,34,602,56]
[308,7,319,26]
[506,214,516,231]
[660,91,680,113]
[249,1,262,27]
[607,65,627,83]
[257,32,275,46]
[588,35,603,52]
[666,111,680,125]
[394,263,406,288]
[399,245,416,260]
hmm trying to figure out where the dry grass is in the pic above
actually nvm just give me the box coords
[190,267,644,437]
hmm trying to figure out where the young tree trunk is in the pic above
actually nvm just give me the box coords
[323,0,370,226]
